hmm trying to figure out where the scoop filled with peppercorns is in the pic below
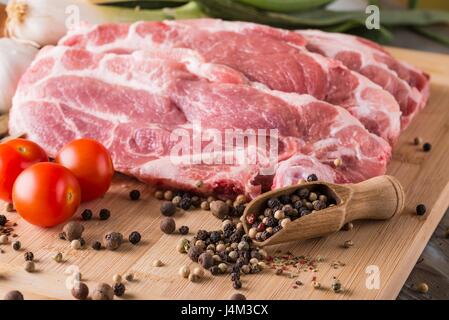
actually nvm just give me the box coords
[241,175,405,246]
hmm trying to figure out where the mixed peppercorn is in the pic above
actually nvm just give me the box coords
[155,189,248,219]
[180,220,268,289]
[245,184,336,242]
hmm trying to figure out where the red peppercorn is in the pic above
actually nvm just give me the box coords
[257,223,266,232]
[246,214,255,225]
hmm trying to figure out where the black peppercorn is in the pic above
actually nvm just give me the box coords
[160,201,176,216]
[267,198,281,209]
[297,188,310,199]
[422,143,432,152]
[59,232,66,240]
[79,237,86,247]
[231,272,240,281]
[241,234,251,243]
[129,190,141,201]
[234,204,246,217]
[223,223,235,233]
[0,215,7,226]
[196,230,209,241]
[209,231,221,244]
[180,197,192,210]
[99,209,111,220]
[178,226,189,235]
[129,231,141,245]
[266,217,277,228]
[92,241,102,250]
[113,283,126,297]
[233,279,242,289]
[307,174,318,182]
[416,204,427,216]
[293,201,303,211]
[24,251,34,261]
[81,209,92,221]
[279,194,291,205]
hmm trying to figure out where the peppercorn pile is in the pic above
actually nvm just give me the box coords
[179,219,268,289]
[245,186,336,242]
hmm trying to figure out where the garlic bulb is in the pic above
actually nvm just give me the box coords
[5,0,202,47]
[6,0,103,47]
[0,38,38,114]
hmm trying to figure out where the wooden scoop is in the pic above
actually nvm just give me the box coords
[241,175,405,247]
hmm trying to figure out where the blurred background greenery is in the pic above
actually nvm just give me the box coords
[89,0,449,49]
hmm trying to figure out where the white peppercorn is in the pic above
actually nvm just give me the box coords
[179,265,190,278]
[216,243,226,252]
[113,274,122,283]
[192,267,204,277]
[0,235,8,244]
[248,228,257,239]
[70,239,81,250]
[152,259,164,267]
[188,273,200,283]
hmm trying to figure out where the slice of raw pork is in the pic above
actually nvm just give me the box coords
[298,29,430,129]
[60,19,401,145]
[9,46,391,197]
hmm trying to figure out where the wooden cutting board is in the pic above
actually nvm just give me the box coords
[0,47,446,301]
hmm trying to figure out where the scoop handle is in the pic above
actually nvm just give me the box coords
[343,175,405,223]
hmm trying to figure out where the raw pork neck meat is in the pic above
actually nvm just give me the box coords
[298,30,430,129]
[60,19,401,145]
[9,46,391,198]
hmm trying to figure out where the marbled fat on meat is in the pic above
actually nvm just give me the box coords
[60,19,401,145]
[9,46,391,198]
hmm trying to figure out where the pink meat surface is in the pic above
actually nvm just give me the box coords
[9,46,390,198]
[299,29,430,129]
[59,19,401,145]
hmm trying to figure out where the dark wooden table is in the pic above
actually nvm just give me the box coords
[393,29,449,300]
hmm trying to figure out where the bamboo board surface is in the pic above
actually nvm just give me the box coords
[0,8,448,298]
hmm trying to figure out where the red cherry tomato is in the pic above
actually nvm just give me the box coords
[13,163,81,228]
[6,138,48,164]
[0,139,48,202]
[56,139,114,202]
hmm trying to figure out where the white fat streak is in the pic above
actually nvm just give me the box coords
[299,29,420,103]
